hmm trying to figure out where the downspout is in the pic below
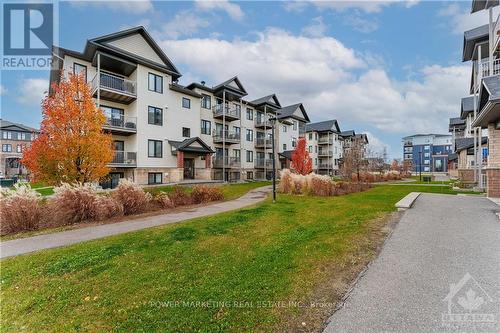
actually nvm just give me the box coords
[223,90,226,182]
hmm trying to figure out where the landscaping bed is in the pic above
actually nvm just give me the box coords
[0,185,468,332]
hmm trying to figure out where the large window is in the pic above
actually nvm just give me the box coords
[182,127,191,138]
[148,73,163,93]
[16,145,22,153]
[148,140,162,158]
[73,63,87,82]
[182,97,191,109]
[2,144,12,152]
[246,150,253,162]
[2,131,12,139]
[201,120,211,135]
[148,106,163,126]
[308,133,312,140]
[246,129,253,142]
[246,108,253,120]
[201,94,211,109]
[148,173,162,185]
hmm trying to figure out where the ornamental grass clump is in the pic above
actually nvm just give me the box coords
[191,185,224,204]
[113,179,152,215]
[0,184,43,235]
[168,186,192,207]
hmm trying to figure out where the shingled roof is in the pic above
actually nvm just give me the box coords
[306,120,340,133]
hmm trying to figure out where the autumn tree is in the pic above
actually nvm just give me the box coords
[291,137,313,175]
[22,73,113,185]
[340,136,366,181]
[391,159,401,172]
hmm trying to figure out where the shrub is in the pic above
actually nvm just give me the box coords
[168,186,192,206]
[113,179,152,215]
[309,174,334,196]
[94,195,124,220]
[279,169,294,194]
[0,184,43,235]
[191,186,224,204]
[49,183,102,225]
[155,192,174,209]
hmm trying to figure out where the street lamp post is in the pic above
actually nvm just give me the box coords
[419,150,422,182]
[270,117,277,203]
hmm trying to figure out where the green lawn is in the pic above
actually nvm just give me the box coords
[0,185,470,332]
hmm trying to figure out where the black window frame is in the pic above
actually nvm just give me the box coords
[246,150,253,163]
[148,73,163,93]
[246,108,253,120]
[182,97,191,109]
[148,106,163,126]
[201,94,211,109]
[148,139,163,158]
[148,172,163,185]
[2,144,12,152]
[247,171,253,180]
[73,62,87,82]
[182,127,191,138]
[246,129,253,142]
[201,120,211,135]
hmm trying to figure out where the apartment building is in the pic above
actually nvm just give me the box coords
[276,103,309,169]
[0,120,39,179]
[50,26,312,185]
[305,120,343,175]
[402,134,453,173]
[453,0,500,197]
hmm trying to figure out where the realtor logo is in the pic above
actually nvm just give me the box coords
[442,272,496,329]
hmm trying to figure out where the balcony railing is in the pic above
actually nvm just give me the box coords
[255,137,273,148]
[495,14,500,51]
[255,118,273,128]
[213,156,241,168]
[479,58,500,78]
[110,151,137,166]
[212,104,241,120]
[318,163,333,169]
[254,158,273,168]
[103,114,137,132]
[212,130,241,143]
[318,150,333,157]
[318,137,333,144]
[403,141,413,146]
[92,72,137,96]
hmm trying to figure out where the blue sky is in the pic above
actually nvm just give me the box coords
[0,0,489,159]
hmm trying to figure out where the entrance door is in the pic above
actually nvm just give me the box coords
[183,158,195,179]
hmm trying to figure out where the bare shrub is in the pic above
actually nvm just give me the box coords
[191,186,224,204]
[0,184,43,235]
[309,174,334,196]
[49,183,101,225]
[94,195,124,220]
[168,186,192,206]
[279,169,294,194]
[113,179,152,215]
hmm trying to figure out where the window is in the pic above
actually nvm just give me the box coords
[247,171,253,180]
[293,121,297,130]
[233,126,240,138]
[424,145,430,150]
[283,126,287,132]
[246,108,253,120]
[182,127,190,138]
[424,166,430,172]
[182,97,191,109]
[201,94,211,109]
[2,144,12,152]
[148,140,162,158]
[246,129,253,142]
[148,106,163,126]
[308,145,312,153]
[246,150,253,162]
[2,131,12,139]
[309,133,312,140]
[148,173,162,185]
[424,152,430,158]
[315,158,318,166]
[201,120,211,135]
[73,63,87,81]
[315,145,318,153]
[292,138,297,148]
[16,145,22,153]
[148,73,163,93]
[424,159,429,165]
[283,144,287,151]
[19,133,26,140]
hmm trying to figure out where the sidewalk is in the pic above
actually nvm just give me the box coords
[0,186,272,259]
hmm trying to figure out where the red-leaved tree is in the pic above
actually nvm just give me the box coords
[291,137,313,175]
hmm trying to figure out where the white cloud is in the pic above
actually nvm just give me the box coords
[302,16,327,37]
[364,131,388,156]
[68,0,153,14]
[344,15,379,33]
[439,3,500,34]
[158,11,210,39]
[284,0,420,14]
[0,85,6,96]
[195,0,244,21]
[159,28,466,137]
[16,79,48,106]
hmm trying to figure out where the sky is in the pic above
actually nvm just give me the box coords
[0,0,493,159]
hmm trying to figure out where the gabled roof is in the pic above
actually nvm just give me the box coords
[0,119,39,132]
[449,117,466,127]
[463,24,489,61]
[168,137,214,154]
[250,94,281,108]
[212,76,247,96]
[340,130,355,138]
[169,83,203,98]
[276,103,310,122]
[471,0,499,13]
[278,150,294,161]
[355,133,369,144]
[455,137,488,152]
[185,82,214,93]
[305,120,340,133]
[461,96,475,119]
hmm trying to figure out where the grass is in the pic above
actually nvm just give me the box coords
[0,185,472,332]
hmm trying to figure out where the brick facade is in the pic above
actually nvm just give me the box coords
[458,169,474,182]
[486,125,500,197]
[486,169,500,197]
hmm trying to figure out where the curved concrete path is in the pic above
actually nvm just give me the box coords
[324,193,500,333]
[0,185,272,259]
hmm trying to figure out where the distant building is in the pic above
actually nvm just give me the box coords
[0,119,39,179]
[402,134,453,173]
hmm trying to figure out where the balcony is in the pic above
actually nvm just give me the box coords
[403,140,413,147]
[479,58,500,78]
[92,72,137,104]
[213,156,241,168]
[255,137,273,148]
[213,104,240,121]
[103,114,137,135]
[212,130,241,144]
[318,150,333,157]
[318,163,333,169]
[495,14,500,52]
[318,136,333,144]
[109,151,136,167]
[255,118,273,129]
[254,158,273,169]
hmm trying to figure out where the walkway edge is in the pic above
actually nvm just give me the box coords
[395,192,420,211]
[0,185,272,259]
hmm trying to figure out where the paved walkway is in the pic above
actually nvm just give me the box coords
[0,186,272,259]
[324,193,500,333]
